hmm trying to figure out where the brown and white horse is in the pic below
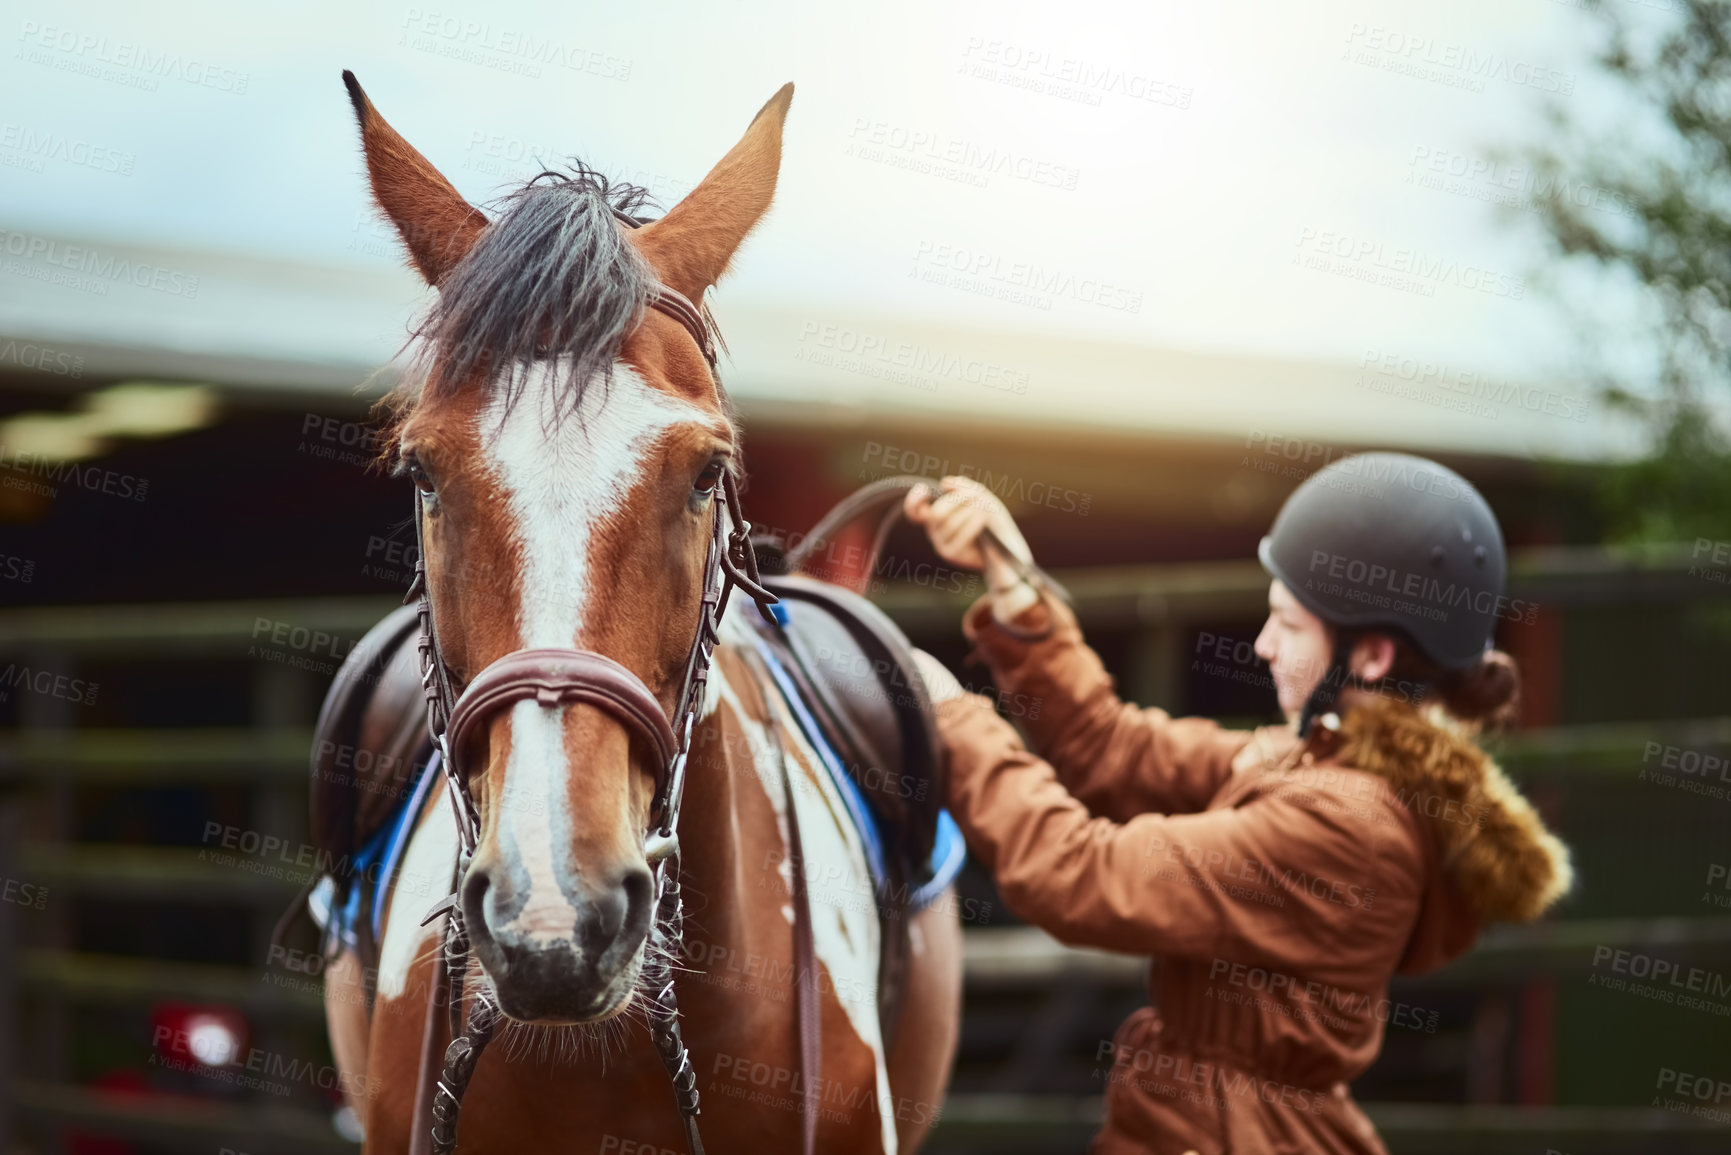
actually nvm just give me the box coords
[321,78,962,1152]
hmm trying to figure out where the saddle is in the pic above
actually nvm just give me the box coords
[750,471,1048,883]
[303,478,955,1023]
[309,603,431,869]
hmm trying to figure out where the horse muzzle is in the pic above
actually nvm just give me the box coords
[461,852,655,1022]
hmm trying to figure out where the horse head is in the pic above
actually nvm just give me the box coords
[345,72,791,1024]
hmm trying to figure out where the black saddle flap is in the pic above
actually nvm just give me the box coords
[309,603,432,872]
[758,574,944,875]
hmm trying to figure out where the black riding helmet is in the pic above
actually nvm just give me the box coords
[1257,452,1508,734]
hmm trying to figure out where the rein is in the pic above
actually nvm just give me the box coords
[402,225,782,1155]
[783,472,1070,641]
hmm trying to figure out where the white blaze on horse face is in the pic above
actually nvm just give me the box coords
[481,360,720,946]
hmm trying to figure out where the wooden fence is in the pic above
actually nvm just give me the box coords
[0,546,1725,1153]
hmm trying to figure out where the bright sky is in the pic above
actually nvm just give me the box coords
[0,0,1663,454]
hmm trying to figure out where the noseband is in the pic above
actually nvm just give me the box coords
[404,213,777,1155]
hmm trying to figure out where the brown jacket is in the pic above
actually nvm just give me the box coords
[935,596,1572,1155]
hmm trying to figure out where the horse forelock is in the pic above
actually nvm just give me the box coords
[390,166,653,427]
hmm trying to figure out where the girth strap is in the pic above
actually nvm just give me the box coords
[740,646,822,1155]
[407,934,445,1155]
[783,733,822,1155]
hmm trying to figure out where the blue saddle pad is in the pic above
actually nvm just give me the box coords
[310,746,439,953]
[749,631,966,913]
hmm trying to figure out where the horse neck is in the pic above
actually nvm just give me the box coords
[668,639,783,967]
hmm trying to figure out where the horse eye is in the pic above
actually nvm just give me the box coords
[693,460,725,495]
[404,454,437,497]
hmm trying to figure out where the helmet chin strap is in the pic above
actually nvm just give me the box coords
[1297,633,1356,739]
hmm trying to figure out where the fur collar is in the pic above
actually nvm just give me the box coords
[1333,698,1573,924]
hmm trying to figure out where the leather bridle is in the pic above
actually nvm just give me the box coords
[404,210,778,1155]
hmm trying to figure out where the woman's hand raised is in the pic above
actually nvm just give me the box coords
[904,477,1042,619]
[902,476,1033,572]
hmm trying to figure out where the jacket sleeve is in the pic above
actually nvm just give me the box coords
[962,593,1250,821]
[936,693,1425,982]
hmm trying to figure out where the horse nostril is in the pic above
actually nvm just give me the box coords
[619,864,654,948]
[621,865,652,929]
[579,865,653,958]
[461,864,494,947]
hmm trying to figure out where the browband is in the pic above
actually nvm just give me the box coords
[611,208,717,370]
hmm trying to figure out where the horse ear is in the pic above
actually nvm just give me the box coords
[634,83,793,301]
[342,71,487,285]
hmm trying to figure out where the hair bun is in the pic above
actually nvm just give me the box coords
[1440,649,1521,729]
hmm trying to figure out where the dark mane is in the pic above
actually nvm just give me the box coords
[413,163,660,424]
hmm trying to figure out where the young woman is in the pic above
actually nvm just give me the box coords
[905,452,1572,1155]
